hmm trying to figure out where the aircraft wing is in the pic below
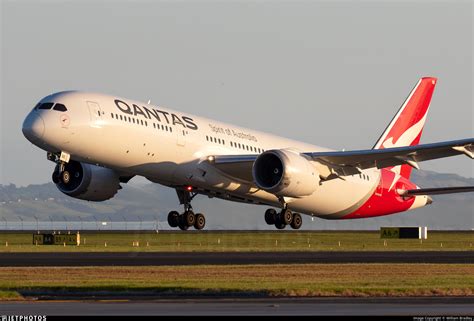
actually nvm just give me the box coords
[206,138,473,182]
[304,138,474,174]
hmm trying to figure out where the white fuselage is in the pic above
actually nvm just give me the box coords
[23,91,388,219]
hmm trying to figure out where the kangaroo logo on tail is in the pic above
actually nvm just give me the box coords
[373,77,437,178]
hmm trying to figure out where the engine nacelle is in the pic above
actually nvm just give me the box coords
[53,160,120,201]
[252,149,320,198]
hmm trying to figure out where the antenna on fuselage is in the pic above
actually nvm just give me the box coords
[147,99,151,104]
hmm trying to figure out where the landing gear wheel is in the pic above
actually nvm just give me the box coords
[264,209,277,225]
[275,221,286,230]
[167,211,179,228]
[280,209,293,225]
[61,171,71,184]
[183,210,195,226]
[290,213,302,230]
[194,213,206,230]
[52,171,60,184]
[178,222,189,230]
[178,215,189,230]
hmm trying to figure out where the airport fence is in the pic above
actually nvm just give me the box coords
[0,217,167,231]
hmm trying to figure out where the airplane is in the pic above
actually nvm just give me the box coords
[22,77,474,230]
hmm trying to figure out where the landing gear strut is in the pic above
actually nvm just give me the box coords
[167,188,206,230]
[264,208,302,230]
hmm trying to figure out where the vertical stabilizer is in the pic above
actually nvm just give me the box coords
[373,77,437,178]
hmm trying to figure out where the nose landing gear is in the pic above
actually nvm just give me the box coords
[167,188,206,230]
[49,151,74,186]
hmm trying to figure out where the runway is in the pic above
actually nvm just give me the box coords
[0,251,472,266]
[1,298,473,315]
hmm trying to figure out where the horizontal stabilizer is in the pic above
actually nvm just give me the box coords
[401,186,474,196]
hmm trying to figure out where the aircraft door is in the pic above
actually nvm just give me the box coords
[177,128,186,147]
[375,173,383,196]
[87,101,102,122]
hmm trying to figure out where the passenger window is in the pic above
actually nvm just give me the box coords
[38,102,54,110]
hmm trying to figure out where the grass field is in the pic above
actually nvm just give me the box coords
[0,264,472,300]
[0,231,472,252]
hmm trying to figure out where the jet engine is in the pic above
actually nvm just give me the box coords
[252,149,320,198]
[52,160,120,201]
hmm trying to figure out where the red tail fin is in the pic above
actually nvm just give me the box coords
[373,77,437,178]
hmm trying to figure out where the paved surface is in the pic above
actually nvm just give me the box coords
[1,298,473,315]
[0,251,472,266]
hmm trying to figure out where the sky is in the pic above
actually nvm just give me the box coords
[1,0,473,186]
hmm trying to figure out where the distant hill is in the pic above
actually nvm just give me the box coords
[0,170,472,230]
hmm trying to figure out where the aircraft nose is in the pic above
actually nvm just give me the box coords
[22,111,45,143]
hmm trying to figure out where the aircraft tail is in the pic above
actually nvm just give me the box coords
[373,77,437,179]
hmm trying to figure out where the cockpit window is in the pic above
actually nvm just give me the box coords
[37,102,54,110]
[53,103,67,112]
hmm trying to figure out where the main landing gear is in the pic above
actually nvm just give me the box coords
[167,189,206,230]
[264,208,302,230]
